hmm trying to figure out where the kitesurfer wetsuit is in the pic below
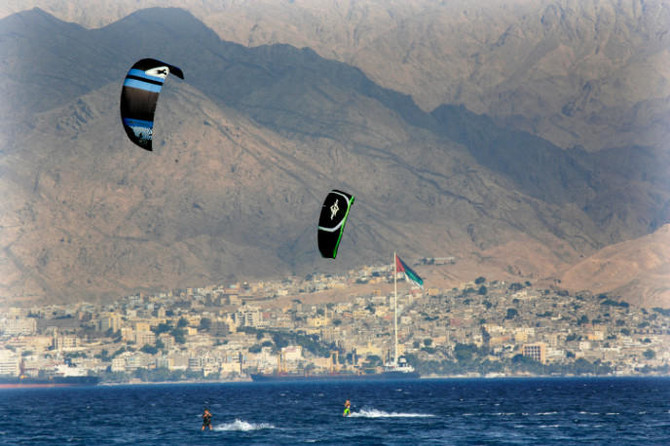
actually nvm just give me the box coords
[201,409,212,430]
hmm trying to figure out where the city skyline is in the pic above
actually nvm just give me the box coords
[2,262,668,383]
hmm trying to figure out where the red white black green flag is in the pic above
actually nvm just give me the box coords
[395,254,424,289]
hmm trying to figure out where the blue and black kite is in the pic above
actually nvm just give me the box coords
[120,58,184,151]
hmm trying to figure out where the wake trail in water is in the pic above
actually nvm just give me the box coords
[214,419,275,431]
[349,408,435,418]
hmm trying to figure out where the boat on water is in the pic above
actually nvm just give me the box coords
[250,357,419,382]
[0,375,100,388]
[251,252,422,382]
[0,364,100,388]
[379,356,420,379]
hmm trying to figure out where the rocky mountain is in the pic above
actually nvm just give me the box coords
[1,7,668,306]
[561,224,670,307]
[3,0,668,153]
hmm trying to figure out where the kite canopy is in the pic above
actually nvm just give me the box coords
[120,58,184,151]
[318,189,355,258]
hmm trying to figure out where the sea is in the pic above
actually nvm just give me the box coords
[0,377,668,445]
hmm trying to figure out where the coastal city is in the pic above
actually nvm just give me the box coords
[1,258,669,384]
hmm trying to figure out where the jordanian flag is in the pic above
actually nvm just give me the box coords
[395,254,424,288]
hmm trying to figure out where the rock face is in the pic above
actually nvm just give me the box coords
[561,225,670,307]
[0,6,668,306]
[3,0,668,152]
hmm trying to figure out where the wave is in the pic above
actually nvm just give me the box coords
[214,419,275,431]
[349,408,435,418]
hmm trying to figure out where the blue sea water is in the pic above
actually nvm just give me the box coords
[0,377,668,445]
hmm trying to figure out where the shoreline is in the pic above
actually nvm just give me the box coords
[94,373,670,386]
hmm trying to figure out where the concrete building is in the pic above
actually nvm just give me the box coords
[98,314,122,333]
[3,318,37,336]
[282,345,303,362]
[135,330,156,346]
[521,343,547,364]
[158,333,175,349]
[54,333,79,351]
[0,351,20,376]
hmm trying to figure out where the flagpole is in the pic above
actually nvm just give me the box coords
[393,251,398,367]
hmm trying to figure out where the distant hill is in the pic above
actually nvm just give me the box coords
[0,7,668,307]
[561,224,670,307]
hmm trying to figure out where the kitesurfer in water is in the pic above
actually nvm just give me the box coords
[343,400,351,417]
[201,408,212,430]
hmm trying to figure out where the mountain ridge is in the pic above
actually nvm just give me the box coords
[3,0,668,152]
[1,7,668,307]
